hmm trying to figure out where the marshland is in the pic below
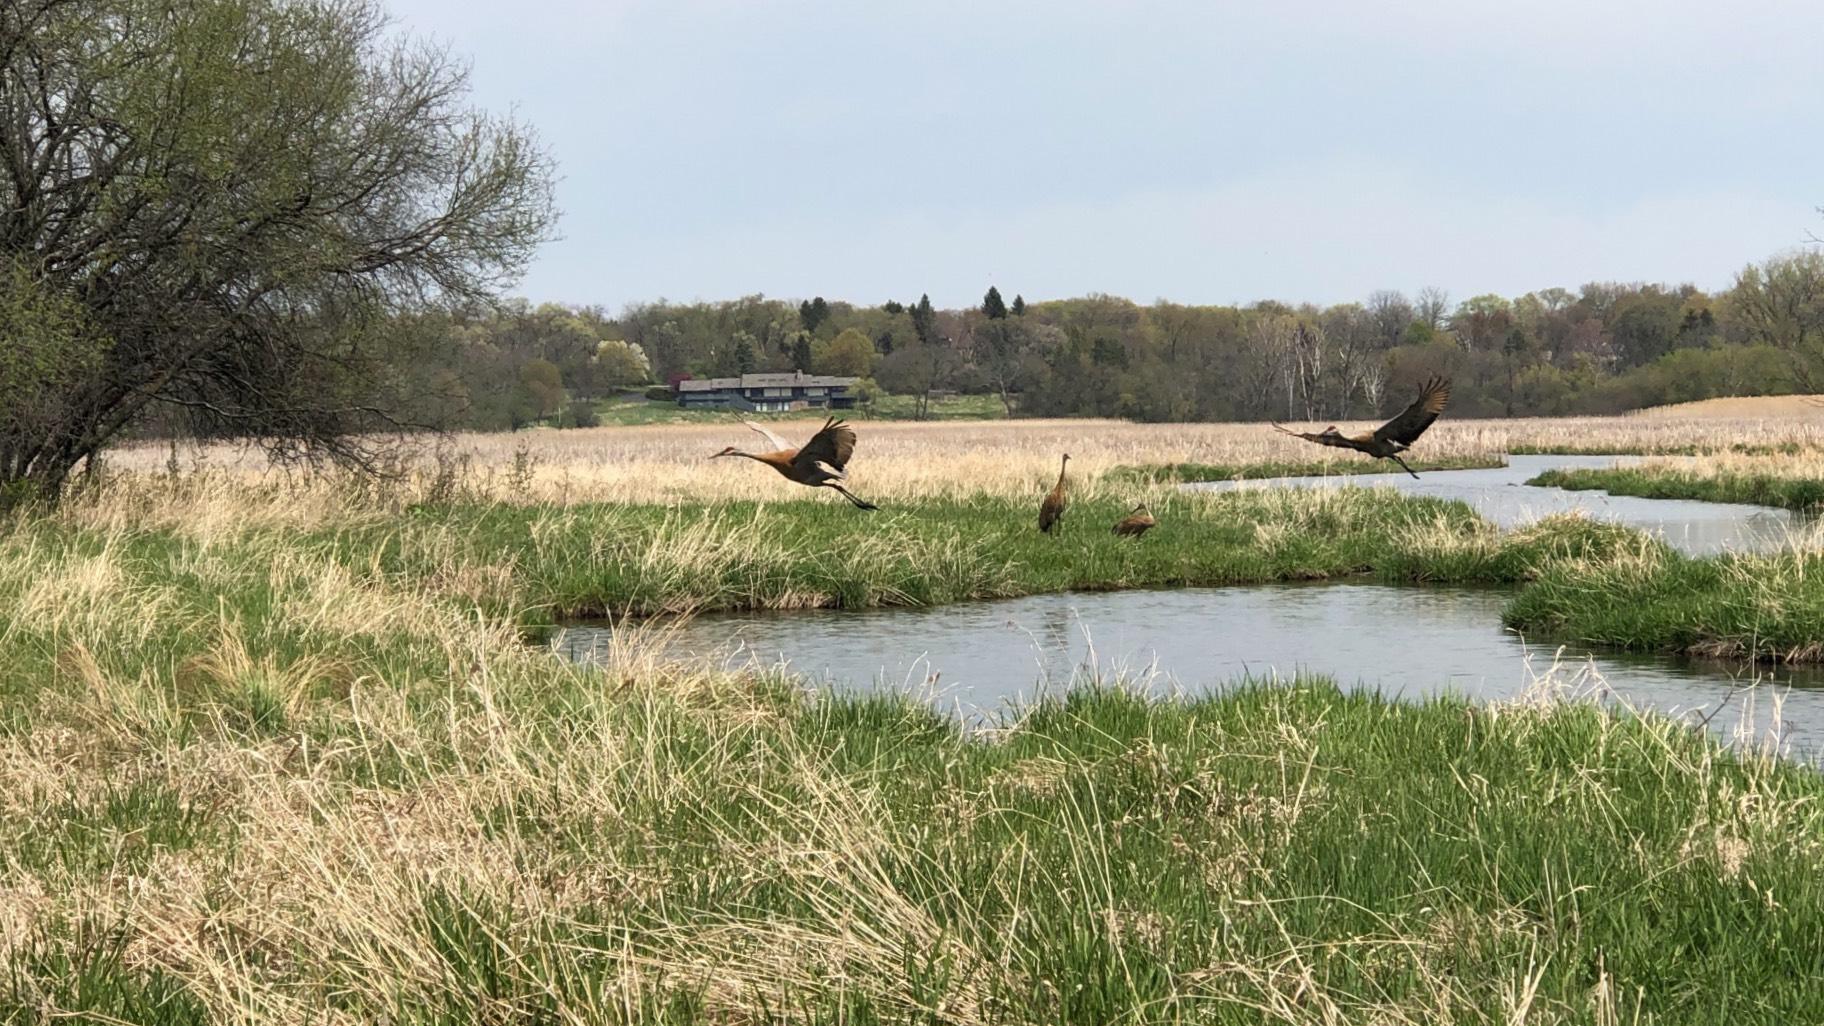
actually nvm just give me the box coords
[5,407,1824,1023]
[13,0,1824,1021]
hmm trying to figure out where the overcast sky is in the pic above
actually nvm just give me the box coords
[386,0,1824,312]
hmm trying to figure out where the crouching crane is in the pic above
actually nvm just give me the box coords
[1272,376,1452,478]
[1112,503,1156,538]
[711,417,879,510]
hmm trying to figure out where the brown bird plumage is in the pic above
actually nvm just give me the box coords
[711,417,879,510]
[1112,503,1156,538]
[1039,453,1070,533]
[1271,376,1452,478]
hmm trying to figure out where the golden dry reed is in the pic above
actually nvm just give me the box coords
[98,409,1824,512]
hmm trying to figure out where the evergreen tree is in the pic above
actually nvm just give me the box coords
[983,286,1008,320]
[909,294,937,345]
[732,332,758,374]
[790,333,814,372]
[1011,294,1026,316]
[798,296,831,334]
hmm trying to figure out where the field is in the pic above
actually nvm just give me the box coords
[8,410,1824,1022]
[1632,393,1824,418]
[101,410,1824,503]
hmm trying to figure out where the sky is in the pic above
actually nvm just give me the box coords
[385,0,1824,312]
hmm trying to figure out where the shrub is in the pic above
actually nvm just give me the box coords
[562,400,599,429]
[644,385,675,402]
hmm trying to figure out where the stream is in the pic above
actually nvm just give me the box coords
[556,455,1823,753]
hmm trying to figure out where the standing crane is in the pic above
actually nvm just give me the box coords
[1112,503,1156,538]
[1039,453,1070,533]
[711,417,879,510]
[1271,376,1452,478]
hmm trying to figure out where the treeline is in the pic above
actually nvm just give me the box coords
[405,250,1824,428]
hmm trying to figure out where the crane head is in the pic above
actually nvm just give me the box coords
[710,446,740,459]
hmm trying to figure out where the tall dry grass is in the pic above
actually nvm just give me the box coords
[4,418,1824,1020]
[95,411,1824,512]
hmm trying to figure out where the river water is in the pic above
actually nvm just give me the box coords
[554,455,1823,753]
[1189,454,1804,556]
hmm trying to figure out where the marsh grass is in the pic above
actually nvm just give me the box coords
[3,527,1822,1025]
[1530,460,1824,510]
[1107,453,1506,484]
[96,410,1824,508]
[1504,534,1824,662]
[6,420,1824,1020]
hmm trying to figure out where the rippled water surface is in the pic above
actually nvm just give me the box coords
[555,456,1823,753]
[557,583,1823,750]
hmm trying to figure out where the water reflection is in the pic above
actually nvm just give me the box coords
[556,582,1824,756]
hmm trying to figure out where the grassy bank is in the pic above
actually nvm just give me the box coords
[360,487,1633,623]
[1504,541,1824,662]
[1111,454,1504,484]
[2,488,1822,1022]
[1529,465,1824,511]
[5,467,1824,1019]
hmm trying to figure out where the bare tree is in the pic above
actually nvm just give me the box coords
[0,0,556,503]
[1415,286,1452,331]
[1323,303,1380,416]
[1366,289,1414,349]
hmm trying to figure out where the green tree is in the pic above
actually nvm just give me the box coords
[517,359,564,422]
[983,286,1009,320]
[1011,294,1027,317]
[815,328,876,377]
[1606,289,1684,369]
[799,297,832,335]
[0,0,554,502]
[731,332,759,375]
[877,340,961,419]
[909,294,937,344]
[1727,251,1824,388]
[790,333,815,372]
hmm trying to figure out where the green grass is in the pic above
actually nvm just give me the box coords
[585,391,1005,426]
[373,488,1634,623]
[1529,465,1824,510]
[6,479,1824,1019]
[1111,454,1505,484]
[1504,543,1824,661]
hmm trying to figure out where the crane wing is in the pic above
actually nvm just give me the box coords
[1271,422,1355,449]
[741,419,790,452]
[793,417,858,473]
[1372,376,1451,445]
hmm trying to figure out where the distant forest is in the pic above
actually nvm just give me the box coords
[392,250,1824,429]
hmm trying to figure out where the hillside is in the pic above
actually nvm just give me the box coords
[1631,394,1824,419]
